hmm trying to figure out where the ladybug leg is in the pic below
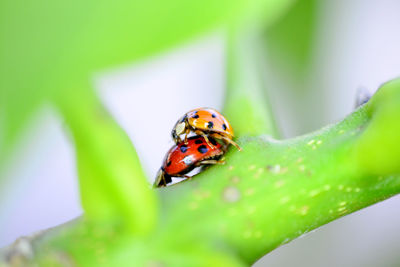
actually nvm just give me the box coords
[211,133,242,151]
[174,136,182,144]
[173,174,191,179]
[196,159,225,166]
[184,128,190,145]
[194,130,216,149]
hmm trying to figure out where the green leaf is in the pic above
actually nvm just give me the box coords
[0,0,293,166]
[224,25,279,138]
[263,0,318,82]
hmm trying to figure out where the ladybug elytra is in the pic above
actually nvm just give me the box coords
[171,108,241,151]
[153,136,226,187]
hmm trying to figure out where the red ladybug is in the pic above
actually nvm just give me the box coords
[171,107,241,151]
[153,136,226,187]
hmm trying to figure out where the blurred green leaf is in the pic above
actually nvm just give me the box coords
[264,0,317,81]
[57,88,157,234]
[0,0,293,165]
[224,25,279,138]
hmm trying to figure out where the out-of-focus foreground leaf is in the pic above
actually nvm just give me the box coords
[0,0,293,167]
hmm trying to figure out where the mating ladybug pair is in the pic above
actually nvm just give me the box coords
[153,108,241,187]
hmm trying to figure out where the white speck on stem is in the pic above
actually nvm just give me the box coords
[222,186,241,203]
[309,189,320,197]
[188,202,198,210]
[243,230,252,239]
[12,238,34,259]
[274,180,285,188]
[307,139,316,146]
[254,231,263,238]
[246,206,256,214]
[280,196,291,204]
[324,184,331,191]
[231,176,240,184]
[254,168,264,179]
[245,188,255,196]
[299,165,306,172]
[268,164,281,174]
[297,206,309,215]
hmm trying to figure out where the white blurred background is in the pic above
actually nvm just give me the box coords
[1,1,400,266]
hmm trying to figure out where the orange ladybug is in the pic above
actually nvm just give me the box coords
[171,108,241,151]
[153,136,226,187]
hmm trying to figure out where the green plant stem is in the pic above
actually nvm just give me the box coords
[224,25,279,138]
[161,93,400,264]
[3,79,400,267]
[56,87,157,235]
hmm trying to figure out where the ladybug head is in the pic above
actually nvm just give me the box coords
[153,168,172,188]
[172,115,187,141]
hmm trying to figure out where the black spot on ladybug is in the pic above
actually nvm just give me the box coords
[195,139,203,144]
[198,145,208,154]
[212,113,216,118]
[222,124,227,130]
[209,138,217,146]
[207,121,214,129]
[192,114,199,119]
[180,145,188,153]
[167,161,172,166]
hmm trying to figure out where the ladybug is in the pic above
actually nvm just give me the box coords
[171,107,241,151]
[153,136,226,187]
